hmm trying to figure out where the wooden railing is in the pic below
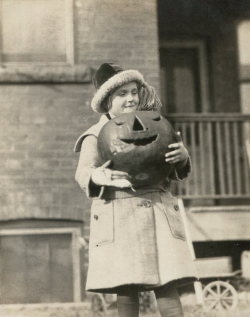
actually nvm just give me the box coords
[167,113,250,199]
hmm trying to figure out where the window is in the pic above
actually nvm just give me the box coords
[0,0,74,64]
[0,227,82,304]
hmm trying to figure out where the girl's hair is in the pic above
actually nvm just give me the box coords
[101,82,163,113]
[101,95,112,113]
[138,83,162,112]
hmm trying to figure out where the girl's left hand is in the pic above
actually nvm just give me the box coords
[165,131,189,164]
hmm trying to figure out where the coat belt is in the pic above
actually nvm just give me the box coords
[101,187,163,200]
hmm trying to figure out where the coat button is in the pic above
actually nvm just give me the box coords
[143,200,152,208]
[94,214,98,220]
[174,205,179,211]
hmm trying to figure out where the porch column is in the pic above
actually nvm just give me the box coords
[237,20,250,161]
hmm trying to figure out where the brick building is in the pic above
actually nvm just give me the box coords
[0,0,249,308]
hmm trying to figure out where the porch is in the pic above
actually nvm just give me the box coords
[169,113,250,200]
[169,113,250,248]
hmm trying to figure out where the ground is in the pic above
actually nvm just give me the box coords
[88,292,250,317]
[0,292,250,316]
[96,302,250,317]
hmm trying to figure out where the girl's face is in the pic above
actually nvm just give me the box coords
[109,82,139,117]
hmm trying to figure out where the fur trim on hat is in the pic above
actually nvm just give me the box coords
[91,69,145,113]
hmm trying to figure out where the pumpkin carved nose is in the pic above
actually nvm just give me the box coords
[133,116,145,131]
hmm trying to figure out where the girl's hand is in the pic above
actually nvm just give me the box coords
[165,132,189,165]
[91,160,133,188]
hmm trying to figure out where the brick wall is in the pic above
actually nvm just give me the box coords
[75,0,160,88]
[0,84,93,223]
[0,0,160,231]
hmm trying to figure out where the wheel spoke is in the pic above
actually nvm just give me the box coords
[207,299,219,311]
[220,287,231,297]
[221,299,232,310]
[216,283,221,294]
[221,291,230,298]
[206,288,218,297]
[205,298,219,301]
[217,302,225,311]
[203,281,238,312]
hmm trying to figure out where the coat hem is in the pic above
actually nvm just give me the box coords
[86,276,197,294]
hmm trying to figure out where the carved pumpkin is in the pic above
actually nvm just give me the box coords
[97,111,177,187]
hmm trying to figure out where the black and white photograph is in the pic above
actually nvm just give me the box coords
[0,1,250,316]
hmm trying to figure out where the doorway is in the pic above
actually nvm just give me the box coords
[160,40,210,114]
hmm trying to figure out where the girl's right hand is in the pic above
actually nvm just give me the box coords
[91,160,133,188]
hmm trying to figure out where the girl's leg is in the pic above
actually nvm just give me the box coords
[117,286,139,317]
[154,283,184,317]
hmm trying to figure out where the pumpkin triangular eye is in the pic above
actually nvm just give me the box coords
[133,116,145,131]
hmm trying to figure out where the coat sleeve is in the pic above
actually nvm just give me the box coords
[75,135,104,198]
[169,156,192,181]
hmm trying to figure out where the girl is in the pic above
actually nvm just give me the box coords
[75,63,195,317]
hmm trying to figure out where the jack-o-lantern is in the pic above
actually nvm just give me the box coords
[97,111,177,187]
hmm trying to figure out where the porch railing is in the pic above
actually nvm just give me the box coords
[167,113,250,199]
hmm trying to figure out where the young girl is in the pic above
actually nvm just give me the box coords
[75,63,195,317]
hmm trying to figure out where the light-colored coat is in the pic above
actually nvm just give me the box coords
[75,115,196,293]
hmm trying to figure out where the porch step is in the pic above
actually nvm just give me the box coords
[186,205,250,241]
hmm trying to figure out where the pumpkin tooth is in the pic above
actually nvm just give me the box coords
[121,135,158,146]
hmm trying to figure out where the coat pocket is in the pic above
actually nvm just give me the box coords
[90,199,114,247]
[160,194,186,241]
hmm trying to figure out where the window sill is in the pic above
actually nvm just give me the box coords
[0,64,94,83]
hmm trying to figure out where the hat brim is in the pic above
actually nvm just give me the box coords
[91,69,146,113]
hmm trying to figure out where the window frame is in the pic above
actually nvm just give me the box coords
[160,40,210,113]
[0,227,82,303]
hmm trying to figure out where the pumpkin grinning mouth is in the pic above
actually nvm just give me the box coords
[120,135,158,146]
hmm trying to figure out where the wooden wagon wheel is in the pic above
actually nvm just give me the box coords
[203,280,238,312]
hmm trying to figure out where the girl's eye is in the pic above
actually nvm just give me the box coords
[152,115,161,121]
[132,90,138,95]
[119,92,126,97]
[114,119,125,125]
